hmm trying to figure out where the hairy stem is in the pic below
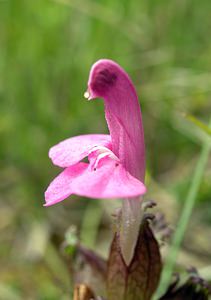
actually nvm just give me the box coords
[120,197,143,265]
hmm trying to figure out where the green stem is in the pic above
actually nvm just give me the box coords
[155,120,211,299]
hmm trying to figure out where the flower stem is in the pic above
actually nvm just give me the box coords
[155,120,211,299]
[120,197,143,266]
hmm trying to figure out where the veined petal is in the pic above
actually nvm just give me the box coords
[44,157,146,206]
[49,134,111,167]
[44,162,87,206]
[72,156,146,199]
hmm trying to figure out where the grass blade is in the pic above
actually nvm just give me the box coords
[155,119,211,299]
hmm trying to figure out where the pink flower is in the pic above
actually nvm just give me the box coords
[45,59,146,264]
[45,134,146,206]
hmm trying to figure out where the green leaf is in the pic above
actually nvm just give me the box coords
[64,226,78,256]
[184,114,211,136]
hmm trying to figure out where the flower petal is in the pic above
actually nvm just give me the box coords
[45,157,146,206]
[44,162,87,206]
[49,134,111,167]
[72,156,146,199]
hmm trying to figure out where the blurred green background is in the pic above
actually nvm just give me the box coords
[0,0,211,299]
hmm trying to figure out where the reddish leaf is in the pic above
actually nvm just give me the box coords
[107,230,126,300]
[107,218,162,300]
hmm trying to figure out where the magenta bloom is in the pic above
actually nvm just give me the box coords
[45,59,146,264]
[45,134,146,206]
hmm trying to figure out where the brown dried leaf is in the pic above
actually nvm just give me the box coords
[73,284,95,300]
[107,218,162,300]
